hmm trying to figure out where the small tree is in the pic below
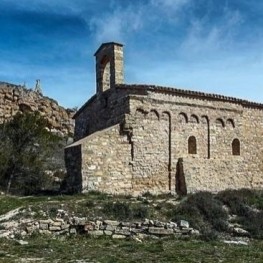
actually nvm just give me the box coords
[0,112,61,195]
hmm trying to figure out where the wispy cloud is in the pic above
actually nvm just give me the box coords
[88,4,145,43]
[0,0,262,108]
[151,0,191,12]
[179,6,244,58]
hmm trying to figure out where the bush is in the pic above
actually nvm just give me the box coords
[240,211,263,239]
[0,112,63,195]
[170,192,228,239]
[217,189,263,214]
[217,189,263,239]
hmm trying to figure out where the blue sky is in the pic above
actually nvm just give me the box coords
[0,0,262,108]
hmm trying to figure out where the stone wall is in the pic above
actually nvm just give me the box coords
[65,124,133,194]
[1,214,198,241]
[0,82,75,136]
[74,89,129,140]
[66,84,263,195]
[65,41,263,195]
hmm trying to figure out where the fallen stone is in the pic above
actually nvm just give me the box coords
[178,220,189,229]
[112,234,126,239]
[148,227,174,235]
[0,207,21,222]
[232,227,250,237]
[16,240,29,245]
[223,240,249,246]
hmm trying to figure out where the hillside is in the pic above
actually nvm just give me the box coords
[0,189,262,262]
[0,82,75,136]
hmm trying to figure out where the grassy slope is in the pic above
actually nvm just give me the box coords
[0,236,262,263]
[0,190,262,262]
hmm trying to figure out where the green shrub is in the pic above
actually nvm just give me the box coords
[170,191,227,239]
[0,112,63,195]
[217,189,263,213]
[216,189,263,239]
[240,211,263,239]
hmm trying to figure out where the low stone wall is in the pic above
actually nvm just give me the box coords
[1,215,199,240]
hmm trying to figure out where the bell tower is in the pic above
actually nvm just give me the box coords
[94,42,124,94]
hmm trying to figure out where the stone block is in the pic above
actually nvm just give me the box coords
[69,228,77,235]
[51,221,62,227]
[114,229,131,236]
[178,220,189,229]
[148,227,173,235]
[104,230,113,236]
[61,224,70,230]
[104,220,120,226]
[112,234,126,239]
[105,225,117,231]
[49,226,61,231]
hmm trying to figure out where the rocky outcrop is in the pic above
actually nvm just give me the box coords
[0,82,75,136]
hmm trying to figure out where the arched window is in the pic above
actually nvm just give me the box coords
[188,136,197,154]
[216,118,225,128]
[226,119,235,128]
[179,112,188,123]
[100,56,111,92]
[232,138,240,156]
[190,114,199,124]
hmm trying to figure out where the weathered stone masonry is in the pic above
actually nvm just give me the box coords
[65,42,263,195]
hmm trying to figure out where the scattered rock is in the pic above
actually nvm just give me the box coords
[223,240,249,246]
[16,240,29,245]
[0,207,22,222]
[232,227,250,237]
[178,220,189,229]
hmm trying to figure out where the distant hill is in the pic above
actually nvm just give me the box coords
[0,81,75,136]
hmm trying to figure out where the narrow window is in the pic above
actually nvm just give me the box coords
[232,138,240,156]
[188,136,197,154]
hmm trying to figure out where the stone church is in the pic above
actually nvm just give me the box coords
[65,42,263,195]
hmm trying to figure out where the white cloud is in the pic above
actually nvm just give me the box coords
[151,0,191,11]
[179,7,244,58]
[88,5,144,43]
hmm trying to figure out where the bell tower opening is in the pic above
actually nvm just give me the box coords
[94,42,124,94]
